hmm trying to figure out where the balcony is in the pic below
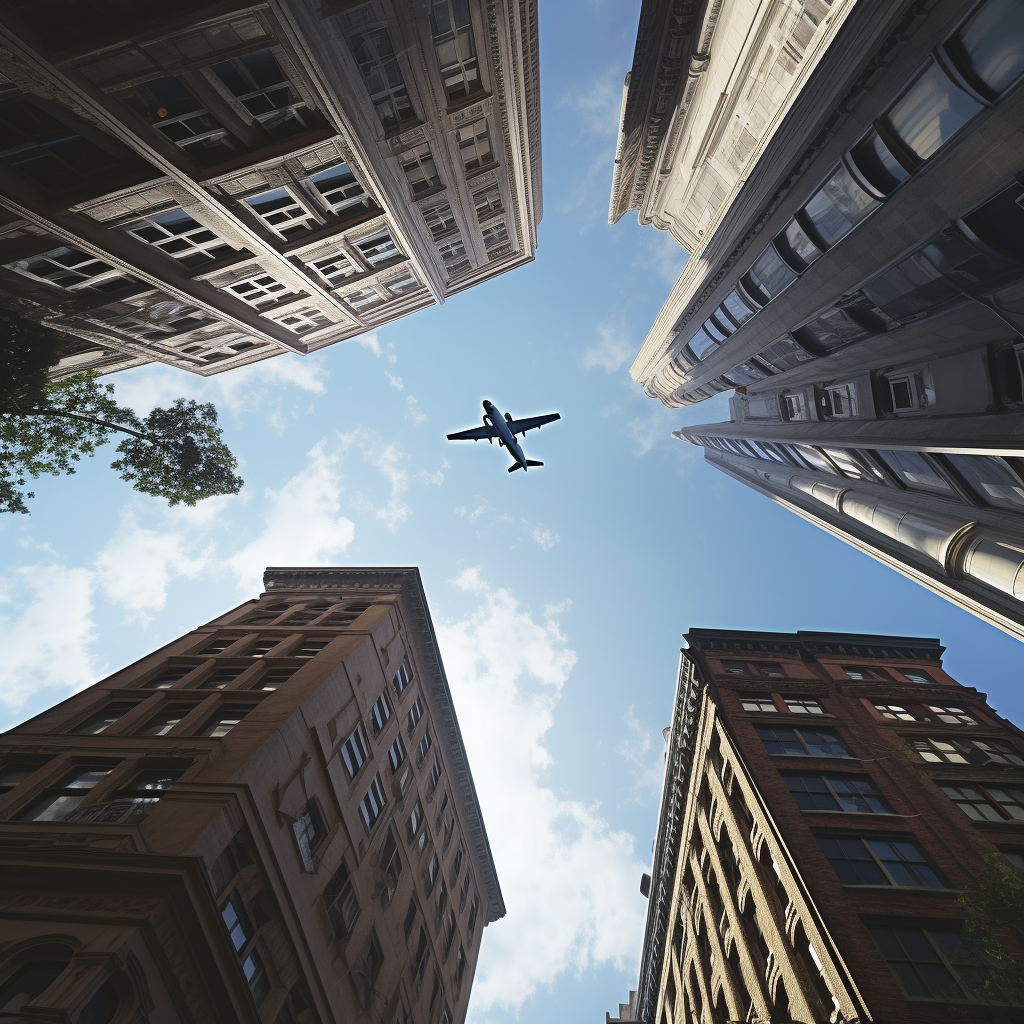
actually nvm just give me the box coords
[61,800,151,825]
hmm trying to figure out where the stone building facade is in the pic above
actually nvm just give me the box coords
[622,628,1024,1024]
[614,0,1024,639]
[0,0,541,378]
[0,566,501,1024]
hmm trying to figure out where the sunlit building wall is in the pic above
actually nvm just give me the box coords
[0,566,501,1024]
[0,0,541,378]
[620,628,1024,1024]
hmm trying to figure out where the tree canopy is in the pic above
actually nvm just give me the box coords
[1,300,243,513]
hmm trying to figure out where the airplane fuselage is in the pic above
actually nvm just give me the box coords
[482,400,530,471]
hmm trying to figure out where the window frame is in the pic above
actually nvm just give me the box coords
[815,832,948,888]
[783,772,894,814]
[755,724,853,759]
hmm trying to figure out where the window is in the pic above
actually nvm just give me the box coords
[948,0,1024,99]
[198,637,235,655]
[138,704,197,736]
[401,143,441,194]
[259,666,298,690]
[224,274,294,309]
[844,665,888,680]
[202,667,244,689]
[429,757,442,792]
[422,201,459,242]
[388,734,407,774]
[453,944,466,994]
[875,450,956,497]
[822,447,884,483]
[408,798,424,842]
[451,840,464,882]
[688,326,720,361]
[171,16,269,60]
[817,835,946,887]
[381,827,403,894]
[425,852,440,894]
[292,801,327,869]
[350,29,416,130]
[307,164,368,218]
[429,0,482,104]
[243,946,270,1006]
[393,660,412,697]
[359,773,387,833]
[115,75,237,166]
[371,690,392,735]
[307,248,356,288]
[721,660,748,674]
[324,859,361,938]
[222,891,254,958]
[244,638,279,658]
[341,722,370,780]
[209,836,249,894]
[903,669,935,684]
[482,220,508,256]
[719,290,757,329]
[211,50,309,139]
[862,252,959,322]
[778,218,823,269]
[203,704,253,738]
[473,182,502,221]
[741,694,777,713]
[887,372,930,413]
[940,783,1024,822]
[782,395,808,422]
[407,697,424,734]
[356,230,400,267]
[404,897,419,940]
[72,701,138,735]
[802,163,879,248]
[244,187,317,239]
[459,868,471,911]
[868,923,988,1001]
[344,285,384,313]
[785,698,825,715]
[758,334,816,374]
[821,382,858,419]
[417,729,433,767]
[911,737,1023,766]
[412,926,431,986]
[793,306,875,353]
[128,208,235,267]
[117,767,183,804]
[744,244,797,303]
[885,60,983,163]
[456,118,492,172]
[757,663,785,678]
[784,773,893,813]
[756,725,851,758]
[0,95,125,191]
[16,767,112,821]
[924,705,977,726]
[467,896,479,937]
[1003,850,1024,871]
[295,639,329,658]
[875,704,918,722]
[945,454,1024,511]
[0,761,45,795]
[850,129,909,196]
[438,235,470,275]
[6,246,134,294]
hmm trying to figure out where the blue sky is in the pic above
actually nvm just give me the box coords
[3,2,1024,1022]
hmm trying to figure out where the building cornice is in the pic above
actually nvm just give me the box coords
[262,567,506,923]
[686,627,944,663]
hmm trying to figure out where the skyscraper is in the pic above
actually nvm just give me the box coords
[621,628,1024,1024]
[0,0,541,378]
[614,0,1024,639]
[0,566,500,1024]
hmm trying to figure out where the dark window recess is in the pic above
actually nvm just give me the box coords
[849,129,910,196]
[72,701,139,734]
[210,835,252,894]
[295,639,329,658]
[203,667,245,689]
[861,252,963,323]
[816,835,946,887]
[117,767,183,804]
[757,334,816,373]
[17,767,113,821]
[324,859,361,938]
[292,801,327,870]
[259,666,299,690]
[756,725,851,758]
[784,773,893,813]
[743,244,797,304]
[212,50,311,139]
[869,923,988,1001]
[945,0,1024,101]
[145,666,190,688]
[791,305,880,356]
[0,95,128,191]
[0,761,46,794]
[349,29,416,130]
[962,183,1024,262]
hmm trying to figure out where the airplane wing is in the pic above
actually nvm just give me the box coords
[506,412,561,436]
[446,424,499,441]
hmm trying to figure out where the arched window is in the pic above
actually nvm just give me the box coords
[0,954,72,1015]
[77,980,118,1024]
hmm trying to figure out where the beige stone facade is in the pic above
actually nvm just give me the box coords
[0,566,501,1024]
[0,0,541,378]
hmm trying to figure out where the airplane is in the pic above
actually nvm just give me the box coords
[446,400,561,473]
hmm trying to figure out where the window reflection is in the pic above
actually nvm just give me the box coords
[886,60,982,162]
[745,244,797,302]
[949,0,1024,99]
[944,454,1024,510]
[875,450,957,496]
[803,164,879,248]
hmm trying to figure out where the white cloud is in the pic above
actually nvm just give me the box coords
[0,565,99,713]
[560,69,623,139]
[386,372,404,391]
[635,229,690,287]
[531,527,560,551]
[406,395,427,425]
[93,509,207,619]
[337,428,410,531]
[226,440,355,592]
[619,705,665,802]
[438,573,646,1018]
[583,323,634,374]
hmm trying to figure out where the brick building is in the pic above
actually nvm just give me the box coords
[0,566,501,1024]
[621,628,1024,1024]
[0,0,541,378]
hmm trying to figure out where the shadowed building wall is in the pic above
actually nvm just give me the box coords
[0,566,501,1024]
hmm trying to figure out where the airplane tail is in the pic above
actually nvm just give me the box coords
[508,460,544,473]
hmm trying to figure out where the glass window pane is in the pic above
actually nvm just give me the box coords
[793,306,873,353]
[688,328,719,360]
[793,445,839,475]
[756,726,804,756]
[944,454,1024,509]
[746,244,797,302]
[803,164,880,247]
[704,316,731,342]
[782,219,822,267]
[862,251,960,321]
[850,129,910,195]
[757,334,816,373]
[720,290,756,328]
[784,774,840,811]
[818,836,887,885]
[886,60,983,162]
[828,775,892,813]
[951,0,1024,97]
[875,450,956,496]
